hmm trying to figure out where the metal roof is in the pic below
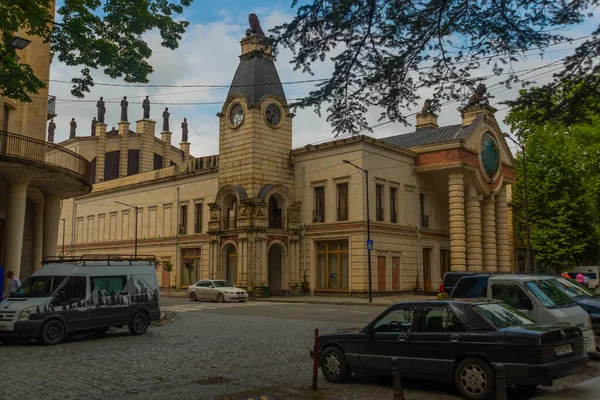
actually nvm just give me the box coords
[227,55,286,106]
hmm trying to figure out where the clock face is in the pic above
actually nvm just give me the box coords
[265,104,281,126]
[480,133,500,178]
[230,104,244,127]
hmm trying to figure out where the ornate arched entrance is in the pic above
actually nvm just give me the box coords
[268,242,286,295]
[222,243,237,284]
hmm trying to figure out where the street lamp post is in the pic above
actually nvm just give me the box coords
[343,160,373,303]
[0,36,32,60]
[115,201,139,257]
[60,218,66,257]
[503,133,533,272]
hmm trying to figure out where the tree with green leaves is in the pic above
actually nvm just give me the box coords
[272,0,600,135]
[1,0,192,102]
[506,88,600,269]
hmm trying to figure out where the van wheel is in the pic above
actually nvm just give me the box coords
[128,313,149,335]
[40,320,66,345]
[455,357,495,400]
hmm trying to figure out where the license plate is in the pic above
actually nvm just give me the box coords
[555,344,573,356]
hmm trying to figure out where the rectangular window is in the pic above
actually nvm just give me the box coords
[91,276,127,296]
[337,183,348,221]
[179,205,188,234]
[316,240,349,290]
[313,186,325,222]
[420,193,429,227]
[181,248,202,286]
[390,187,398,223]
[376,184,384,221]
[195,203,202,233]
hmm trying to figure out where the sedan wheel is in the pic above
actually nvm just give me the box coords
[455,358,495,400]
[320,347,351,383]
[217,293,225,303]
[190,292,197,302]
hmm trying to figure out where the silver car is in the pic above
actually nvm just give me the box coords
[187,280,249,303]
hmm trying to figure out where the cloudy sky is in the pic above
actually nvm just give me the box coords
[48,1,598,156]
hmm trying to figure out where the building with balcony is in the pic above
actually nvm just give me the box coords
[58,25,516,296]
[0,3,93,292]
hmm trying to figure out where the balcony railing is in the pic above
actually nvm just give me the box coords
[337,207,348,221]
[47,95,57,120]
[222,216,237,230]
[0,130,92,185]
[313,209,325,223]
[376,208,384,221]
[421,215,430,228]
[390,210,398,223]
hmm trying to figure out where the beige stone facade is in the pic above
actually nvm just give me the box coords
[57,32,516,296]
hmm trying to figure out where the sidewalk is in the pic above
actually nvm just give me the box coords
[532,376,600,399]
[159,289,434,306]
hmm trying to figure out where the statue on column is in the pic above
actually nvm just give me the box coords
[246,13,265,36]
[181,118,188,142]
[96,97,106,123]
[162,107,170,132]
[69,118,77,139]
[142,96,150,119]
[91,117,97,136]
[467,83,489,107]
[47,119,56,143]
[120,96,129,121]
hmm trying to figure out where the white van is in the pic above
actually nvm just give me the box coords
[451,274,596,354]
[0,255,160,345]
[567,267,600,289]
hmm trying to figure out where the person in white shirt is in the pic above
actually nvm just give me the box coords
[3,271,21,299]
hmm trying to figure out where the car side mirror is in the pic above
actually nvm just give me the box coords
[520,297,533,310]
[209,284,214,288]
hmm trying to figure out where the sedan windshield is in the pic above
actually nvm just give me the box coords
[472,303,534,328]
[213,280,231,288]
[550,277,596,299]
[11,276,67,298]
[524,280,573,308]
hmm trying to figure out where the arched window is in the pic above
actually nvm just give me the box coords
[222,193,238,229]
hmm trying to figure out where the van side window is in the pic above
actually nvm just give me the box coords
[61,276,87,302]
[491,284,529,309]
[91,276,127,296]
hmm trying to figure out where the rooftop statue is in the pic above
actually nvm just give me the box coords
[246,13,265,37]
[91,117,97,136]
[70,118,77,139]
[181,118,188,142]
[47,119,56,143]
[421,99,434,113]
[142,96,150,119]
[467,83,489,107]
[97,97,106,123]
[162,108,170,132]
[120,96,129,121]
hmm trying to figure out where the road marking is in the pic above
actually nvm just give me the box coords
[161,301,282,313]
[319,308,339,312]
[348,311,368,314]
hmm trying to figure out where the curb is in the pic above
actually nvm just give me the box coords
[250,297,408,307]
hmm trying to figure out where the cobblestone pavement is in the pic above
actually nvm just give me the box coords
[1,302,599,400]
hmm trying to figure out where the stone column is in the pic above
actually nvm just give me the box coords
[465,186,483,272]
[448,173,467,271]
[43,194,61,259]
[94,123,107,183]
[496,186,511,273]
[3,175,32,285]
[137,119,156,173]
[482,197,498,272]
[118,121,130,178]
[180,141,190,163]
[30,193,44,272]
[161,131,172,168]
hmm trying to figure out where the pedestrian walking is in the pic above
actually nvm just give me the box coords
[3,271,21,299]
[576,271,585,285]
[583,274,590,288]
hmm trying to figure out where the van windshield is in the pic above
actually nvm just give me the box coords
[11,276,67,298]
[524,280,574,309]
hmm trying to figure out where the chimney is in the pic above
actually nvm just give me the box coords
[415,112,438,129]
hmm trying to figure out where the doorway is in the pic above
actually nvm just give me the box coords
[423,248,432,291]
[223,244,237,285]
[268,244,284,295]
[377,256,386,291]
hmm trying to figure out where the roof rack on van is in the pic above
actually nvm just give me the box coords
[42,254,157,266]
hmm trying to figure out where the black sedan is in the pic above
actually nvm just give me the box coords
[310,299,588,400]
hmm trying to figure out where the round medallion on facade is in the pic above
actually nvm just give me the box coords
[265,104,281,127]
[480,132,500,178]
[230,103,244,127]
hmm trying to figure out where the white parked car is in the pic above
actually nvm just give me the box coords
[187,280,248,303]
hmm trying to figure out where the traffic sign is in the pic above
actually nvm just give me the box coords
[367,240,373,250]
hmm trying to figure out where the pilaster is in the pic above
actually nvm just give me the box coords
[448,173,466,271]
[465,192,483,272]
[495,186,511,273]
[482,197,498,272]
[118,121,130,178]
[29,192,44,272]
[94,123,108,183]
[137,119,156,173]
[43,193,61,259]
[180,141,190,163]
[161,131,172,168]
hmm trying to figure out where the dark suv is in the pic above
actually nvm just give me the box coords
[440,271,474,294]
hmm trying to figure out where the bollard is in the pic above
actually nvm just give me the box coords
[391,357,405,400]
[495,364,508,400]
[312,328,320,390]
